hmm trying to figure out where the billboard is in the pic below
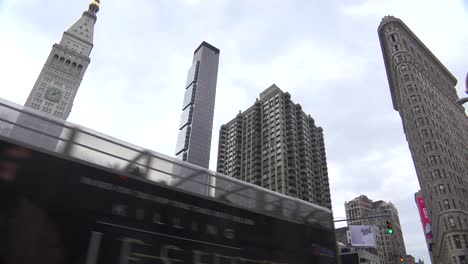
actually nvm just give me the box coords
[416,196,433,239]
[0,140,337,264]
[349,225,376,247]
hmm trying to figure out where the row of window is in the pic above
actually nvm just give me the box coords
[422,139,459,162]
[51,54,84,75]
[439,198,467,211]
[32,97,67,107]
[44,72,75,86]
[446,234,468,250]
[65,40,87,55]
[29,103,64,117]
[35,91,70,102]
[390,32,443,81]
[435,183,452,195]
[434,183,468,200]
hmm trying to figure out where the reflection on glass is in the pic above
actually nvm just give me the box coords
[175,126,189,155]
[182,84,194,110]
[185,61,199,88]
[179,106,191,129]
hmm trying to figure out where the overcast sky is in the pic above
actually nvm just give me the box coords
[1,0,467,261]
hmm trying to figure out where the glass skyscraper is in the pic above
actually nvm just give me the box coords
[175,42,220,169]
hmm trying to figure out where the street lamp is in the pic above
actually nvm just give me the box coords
[457,72,468,106]
[457,97,468,105]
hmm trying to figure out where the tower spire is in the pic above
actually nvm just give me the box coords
[89,0,100,14]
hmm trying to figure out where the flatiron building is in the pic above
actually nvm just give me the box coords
[378,16,468,263]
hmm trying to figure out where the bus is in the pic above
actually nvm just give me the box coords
[0,98,337,264]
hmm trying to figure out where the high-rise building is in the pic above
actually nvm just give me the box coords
[6,0,100,150]
[378,16,468,263]
[25,0,100,120]
[216,84,331,208]
[175,42,220,169]
[345,195,407,264]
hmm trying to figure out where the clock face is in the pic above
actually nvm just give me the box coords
[45,87,62,102]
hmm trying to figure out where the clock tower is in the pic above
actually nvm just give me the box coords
[25,0,100,120]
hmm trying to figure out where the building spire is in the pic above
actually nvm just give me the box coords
[61,0,100,44]
[89,0,100,14]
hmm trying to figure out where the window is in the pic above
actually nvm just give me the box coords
[30,103,40,109]
[459,256,467,264]
[443,200,450,210]
[454,235,461,248]
[42,107,52,113]
[449,217,456,228]
[396,55,403,63]
[416,118,424,127]
[407,84,414,93]
[439,184,446,194]
[421,129,429,138]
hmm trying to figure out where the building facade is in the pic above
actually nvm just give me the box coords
[216,84,331,208]
[175,41,220,169]
[378,16,468,263]
[345,195,407,264]
[25,0,100,120]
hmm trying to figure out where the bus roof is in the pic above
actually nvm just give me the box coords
[0,98,333,229]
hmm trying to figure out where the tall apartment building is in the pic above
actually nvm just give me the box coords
[216,84,331,208]
[345,195,407,264]
[175,41,220,169]
[378,16,468,263]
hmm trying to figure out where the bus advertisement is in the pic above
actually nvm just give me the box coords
[0,132,337,264]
